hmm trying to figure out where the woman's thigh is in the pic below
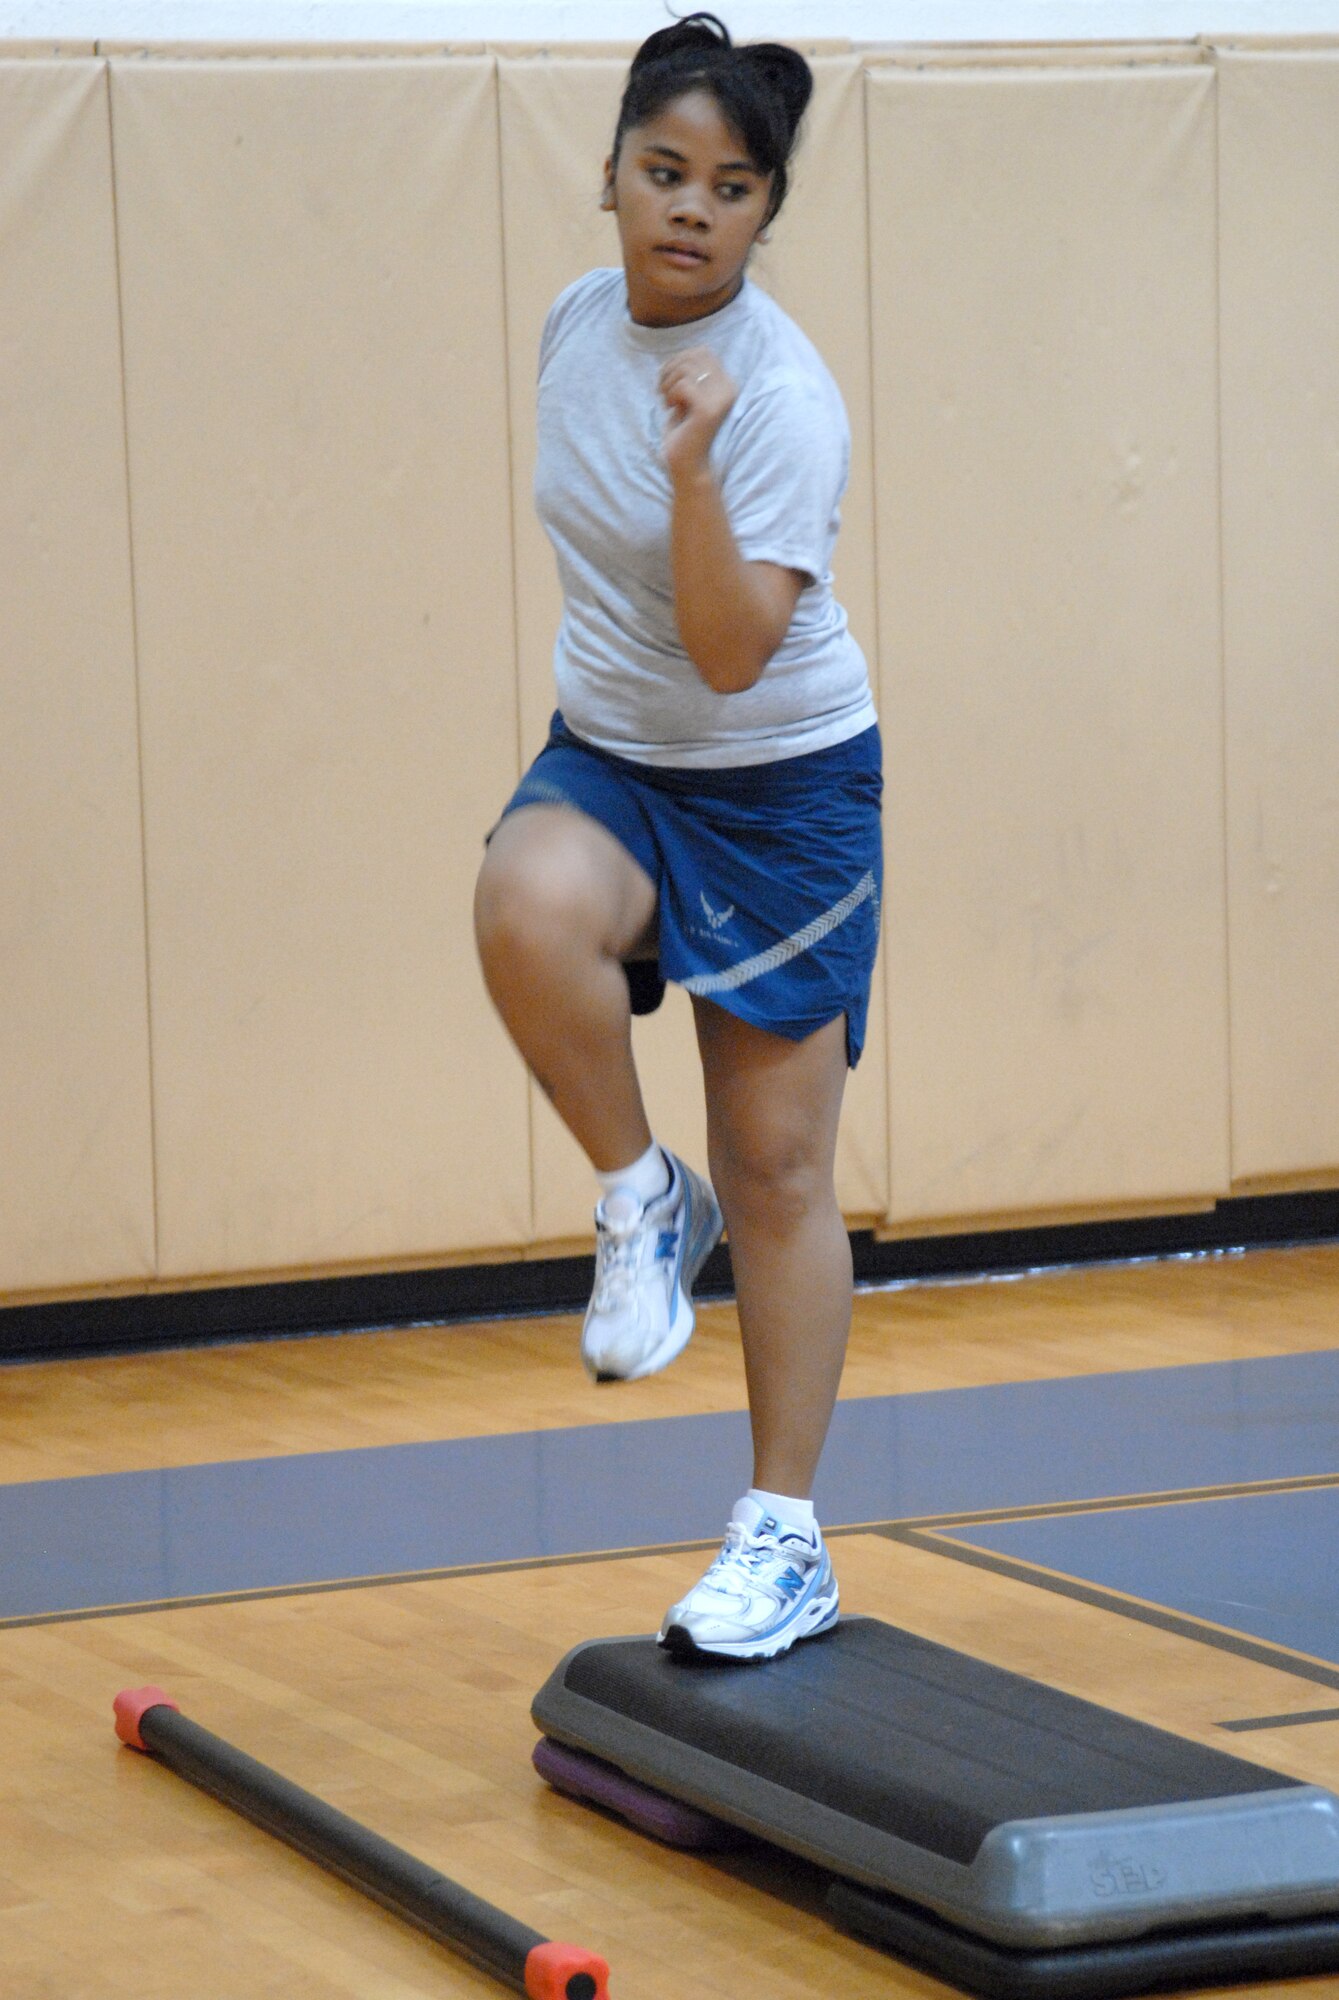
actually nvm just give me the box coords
[692,1001,848,1204]
[476,804,658,963]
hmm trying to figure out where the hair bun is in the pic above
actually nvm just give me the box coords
[630,11,732,74]
[614,15,813,225]
[740,41,813,140]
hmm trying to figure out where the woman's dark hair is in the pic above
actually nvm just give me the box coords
[610,12,813,223]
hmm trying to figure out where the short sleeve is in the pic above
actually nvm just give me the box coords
[716,371,850,586]
[539,267,623,381]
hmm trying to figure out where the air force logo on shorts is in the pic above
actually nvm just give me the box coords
[502,714,883,1065]
[698,891,736,936]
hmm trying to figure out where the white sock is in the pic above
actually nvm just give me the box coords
[596,1140,670,1210]
[737,1488,819,1539]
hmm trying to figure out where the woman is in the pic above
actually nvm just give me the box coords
[474,14,881,1661]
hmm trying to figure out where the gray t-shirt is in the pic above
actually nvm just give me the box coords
[534,268,876,769]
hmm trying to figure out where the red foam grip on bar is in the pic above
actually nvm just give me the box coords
[524,1940,611,2000]
[113,1686,180,1751]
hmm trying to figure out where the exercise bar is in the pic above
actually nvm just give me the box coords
[114,1686,610,2000]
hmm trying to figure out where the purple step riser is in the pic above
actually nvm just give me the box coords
[533,1736,744,1850]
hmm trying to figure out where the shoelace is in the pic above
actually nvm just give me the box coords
[705,1523,804,1581]
[591,1215,641,1311]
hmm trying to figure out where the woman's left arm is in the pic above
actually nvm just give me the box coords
[660,348,804,696]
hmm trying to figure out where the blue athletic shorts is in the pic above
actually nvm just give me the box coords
[498,713,883,1067]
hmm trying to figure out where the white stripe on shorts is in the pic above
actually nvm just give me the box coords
[679,870,877,998]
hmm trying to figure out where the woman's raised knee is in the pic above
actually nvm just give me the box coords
[474,807,655,974]
[475,833,599,961]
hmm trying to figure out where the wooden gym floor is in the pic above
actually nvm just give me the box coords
[4,1241,1339,1997]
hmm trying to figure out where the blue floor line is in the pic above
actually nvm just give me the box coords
[949,1483,1339,1669]
[3,1348,1339,1623]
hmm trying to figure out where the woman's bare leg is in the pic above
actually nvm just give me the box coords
[474,806,657,1170]
[692,1002,851,1497]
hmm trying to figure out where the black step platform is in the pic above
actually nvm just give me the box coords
[532,1618,1339,1996]
[827,1879,1339,2000]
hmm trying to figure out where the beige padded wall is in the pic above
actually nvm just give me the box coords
[867,59,1230,1230]
[112,59,530,1276]
[0,61,156,1295]
[99,40,487,57]
[500,51,887,1239]
[1216,49,1339,1186]
[499,53,630,771]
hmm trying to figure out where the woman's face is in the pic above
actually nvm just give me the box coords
[603,88,774,327]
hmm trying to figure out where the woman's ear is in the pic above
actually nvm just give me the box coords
[756,224,771,244]
[600,156,617,211]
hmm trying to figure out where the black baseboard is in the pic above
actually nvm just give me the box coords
[3,1188,1338,1365]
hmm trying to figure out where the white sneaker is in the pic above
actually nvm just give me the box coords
[581,1151,723,1382]
[658,1500,840,1661]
